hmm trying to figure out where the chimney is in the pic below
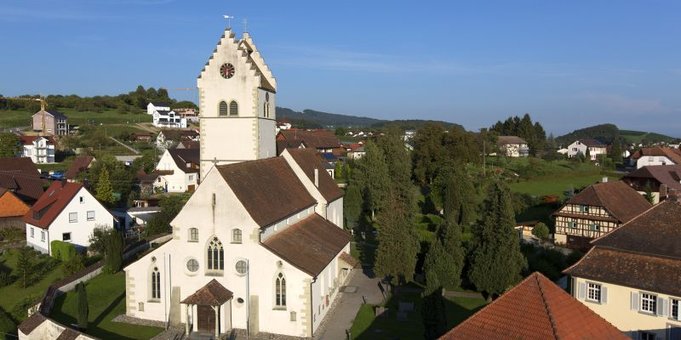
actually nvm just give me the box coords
[314,168,319,188]
[602,176,608,183]
[668,188,679,203]
[660,184,668,200]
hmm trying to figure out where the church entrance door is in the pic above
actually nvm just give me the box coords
[197,305,216,333]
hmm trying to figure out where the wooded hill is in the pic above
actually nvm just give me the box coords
[275,107,461,129]
[556,123,677,146]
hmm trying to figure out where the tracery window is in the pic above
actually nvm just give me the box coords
[207,237,224,271]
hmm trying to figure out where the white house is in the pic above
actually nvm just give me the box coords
[566,139,608,161]
[632,147,681,169]
[155,129,199,151]
[19,135,56,164]
[147,102,171,115]
[23,181,114,255]
[564,199,681,340]
[123,28,355,339]
[497,136,529,157]
[154,148,200,193]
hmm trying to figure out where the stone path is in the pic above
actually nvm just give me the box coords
[313,268,384,340]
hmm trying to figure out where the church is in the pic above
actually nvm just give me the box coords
[124,28,353,338]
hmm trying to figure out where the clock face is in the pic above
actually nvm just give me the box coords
[220,63,235,79]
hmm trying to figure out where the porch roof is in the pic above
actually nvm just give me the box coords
[181,279,233,306]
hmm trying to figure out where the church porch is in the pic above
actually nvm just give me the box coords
[181,279,234,339]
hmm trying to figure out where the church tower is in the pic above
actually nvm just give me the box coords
[197,28,277,178]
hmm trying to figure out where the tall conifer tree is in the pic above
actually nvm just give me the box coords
[468,182,526,299]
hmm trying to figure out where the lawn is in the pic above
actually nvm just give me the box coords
[0,109,151,129]
[509,173,608,198]
[50,271,163,340]
[0,248,64,321]
[349,291,487,339]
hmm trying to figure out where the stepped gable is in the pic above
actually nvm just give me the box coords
[286,148,343,202]
[559,180,651,223]
[23,181,83,229]
[261,214,351,277]
[441,272,626,340]
[217,157,316,227]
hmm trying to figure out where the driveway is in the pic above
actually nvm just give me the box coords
[314,268,384,340]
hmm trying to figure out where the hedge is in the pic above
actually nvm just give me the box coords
[51,241,77,262]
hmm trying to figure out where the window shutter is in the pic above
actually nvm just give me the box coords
[601,286,608,304]
[631,292,640,311]
[658,297,667,316]
[577,282,586,300]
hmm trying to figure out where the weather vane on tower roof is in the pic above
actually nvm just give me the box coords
[223,15,234,29]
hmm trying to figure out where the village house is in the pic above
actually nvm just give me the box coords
[0,188,30,230]
[441,272,626,339]
[276,129,341,155]
[152,108,187,129]
[32,109,68,136]
[0,157,45,204]
[177,140,200,149]
[147,102,171,115]
[553,179,651,249]
[130,132,154,143]
[23,181,114,255]
[497,135,529,157]
[622,165,681,204]
[564,199,681,339]
[64,155,95,182]
[19,135,56,164]
[123,28,354,339]
[346,143,365,160]
[632,146,681,169]
[155,129,200,150]
[566,139,608,161]
[154,148,200,193]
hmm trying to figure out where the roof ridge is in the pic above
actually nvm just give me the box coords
[590,200,658,245]
[535,273,560,340]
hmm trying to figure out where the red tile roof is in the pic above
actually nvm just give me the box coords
[18,313,47,335]
[168,149,200,174]
[286,148,343,202]
[497,135,527,145]
[19,135,56,145]
[217,157,316,227]
[181,279,233,306]
[64,155,95,180]
[555,180,651,223]
[0,189,30,218]
[262,214,351,277]
[23,181,84,229]
[441,272,626,340]
[277,129,340,153]
[622,164,681,192]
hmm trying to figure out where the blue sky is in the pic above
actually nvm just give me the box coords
[1,1,680,136]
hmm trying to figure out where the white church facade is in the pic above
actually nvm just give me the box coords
[124,28,353,338]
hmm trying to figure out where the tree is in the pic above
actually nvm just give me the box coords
[343,184,362,229]
[376,127,415,212]
[145,194,188,236]
[412,123,447,185]
[95,168,116,206]
[16,247,33,288]
[104,230,124,273]
[0,133,19,158]
[76,282,89,330]
[353,141,390,220]
[468,182,526,299]
[434,165,478,226]
[422,289,448,339]
[643,181,655,204]
[532,222,550,240]
[374,194,420,285]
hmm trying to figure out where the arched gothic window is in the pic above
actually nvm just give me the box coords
[207,237,224,271]
[232,229,242,244]
[219,101,228,116]
[151,267,161,300]
[275,273,286,307]
[229,101,238,116]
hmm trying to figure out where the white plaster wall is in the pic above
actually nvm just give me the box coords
[125,169,313,336]
[327,198,343,228]
[572,276,681,338]
[155,150,197,193]
[48,187,114,253]
[26,223,49,254]
[311,243,351,333]
[567,141,588,158]
[637,156,675,169]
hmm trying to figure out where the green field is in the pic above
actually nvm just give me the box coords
[0,109,151,129]
[509,173,609,198]
[50,272,163,340]
[620,130,677,144]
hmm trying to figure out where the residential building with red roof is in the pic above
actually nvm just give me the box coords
[19,135,56,164]
[154,148,200,192]
[564,199,681,339]
[441,272,626,340]
[632,146,681,169]
[0,157,45,204]
[497,135,529,157]
[622,164,681,203]
[276,129,342,155]
[0,188,30,230]
[553,179,651,249]
[64,155,95,181]
[23,181,114,255]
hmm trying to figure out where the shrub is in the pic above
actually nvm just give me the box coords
[532,222,550,240]
[51,240,77,262]
[64,255,85,275]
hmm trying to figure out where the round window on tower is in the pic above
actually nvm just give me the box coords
[186,259,199,272]
[235,260,248,275]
